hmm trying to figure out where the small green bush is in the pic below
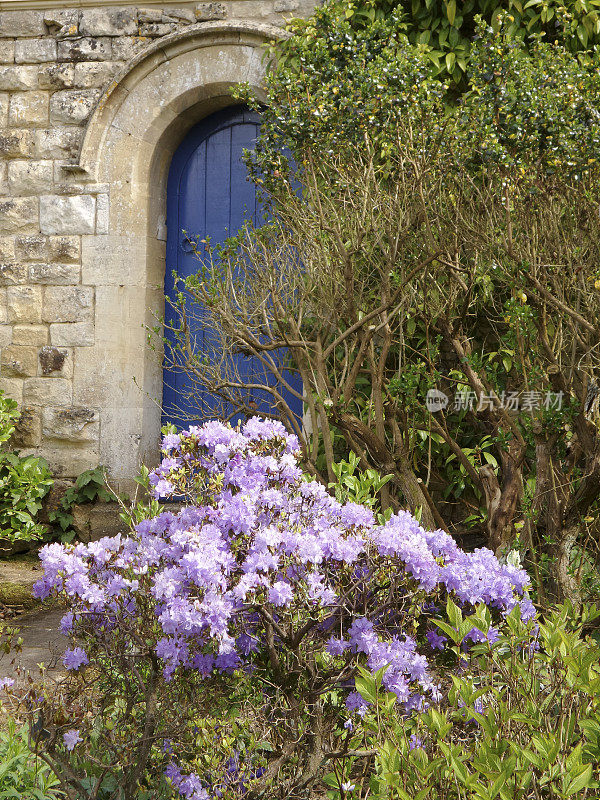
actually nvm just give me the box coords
[0,393,52,547]
[0,718,63,799]
[329,603,600,799]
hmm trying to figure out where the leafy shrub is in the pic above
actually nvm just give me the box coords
[0,392,52,547]
[0,718,63,799]
[14,418,533,799]
[47,466,112,544]
[327,603,600,799]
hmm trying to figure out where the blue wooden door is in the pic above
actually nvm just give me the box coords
[163,105,301,429]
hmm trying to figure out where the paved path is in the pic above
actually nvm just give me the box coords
[2,607,67,683]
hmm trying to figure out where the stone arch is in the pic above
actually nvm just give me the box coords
[72,22,282,490]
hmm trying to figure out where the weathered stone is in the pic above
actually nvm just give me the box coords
[12,405,41,447]
[38,344,69,376]
[274,0,300,9]
[7,285,42,323]
[40,195,96,235]
[0,93,7,126]
[15,235,46,262]
[43,10,79,39]
[139,22,178,37]
[0,11,45,38]
[29,262,80,285]
[0,323,11,347]
[0,65,37,90]
[72,502,123,542]
[0,197,38,234]
[38,63,75,90]
[0,162,6,195]
[0,129,33,158]
[0,377,22,403]
[50,321,94,347]
[48,235,80,264]
[0,287,7,324]
[138,8,163,23]
[163,8,196,23]
[95,193,109,234]
[12,325,48,346]
[8,92,49,127]
[80,8,137,37]
[41,444,98,478]
[73,61,120,89]
[57,37,112,62]
[1,345,38,377]
[0,262,27,285]
[195,3,228,20]
[22,377,71,406]
[43,286,93,323]
[7,160,53,194]
[14,39,57,64]
[0,237,15,261]
[50,89,100,125]
[0,40,14,63]
[35,127,81,159]
[43,406,98,442]
[111,36,151,62]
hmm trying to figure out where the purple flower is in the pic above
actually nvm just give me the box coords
[63,729,82,751]
[268,581,293,606]
[409,734,423,750]
[0,677,14,691]
[63,647,88,671]
[426,630,447,650]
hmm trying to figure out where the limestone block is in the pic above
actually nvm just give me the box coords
[195,3,228,20]
[43,10,79,39]
[50,321,94,347]
[29,262,80,285]
[111,37,151,62]
[43,406,98,442]
[0,237,15,261]
[0,377,22,403]
[15,39,57,64]
[72,502,124,543]
[38,63,75,90]
[50,89,100,125]
[163,8,196,23]
[38,344,72,377]
[40,195,96,235]
[0,162,6,196]
[0,11,45,38]
[1,345,38,377]
[0,65,38,90]
[73,61,120,89]
[7,160,53,194]
[38,444,98,478]
[0,129,34,158]
[57,37,112,62]
[43,286,93,324]
[35,127,81,159]
[0,287,7,324]
[8,92,49,127]
[0,262,27,285]
[0,40,14,64]
[12,325,48,346]
[95,193,109,234]
[274,0,300,9]
[0,197,38,234]
[7,285,42,323]
[139,22,178,36]
[0,323,11,347]
[48,235,80,263]
[22,377,71,406]
[15,235,46,262]
[138,8,163,23]
[0,93,7,126]
[80,8,137,37]
[12,405,41,447]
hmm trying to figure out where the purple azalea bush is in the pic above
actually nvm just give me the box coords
[26,418,534,800]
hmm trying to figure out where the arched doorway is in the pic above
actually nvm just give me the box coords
[162,105,302,429]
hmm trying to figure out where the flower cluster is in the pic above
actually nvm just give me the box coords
[33,417,534,798]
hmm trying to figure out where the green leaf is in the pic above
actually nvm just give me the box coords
[565,763,593,796]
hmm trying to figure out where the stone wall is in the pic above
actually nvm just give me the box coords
[0,2,314,486]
